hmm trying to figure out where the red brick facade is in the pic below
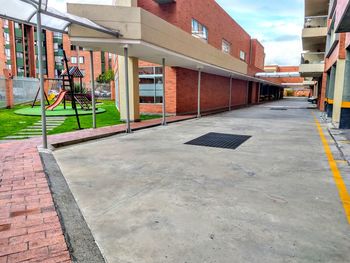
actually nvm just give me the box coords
[137,0,265,71]
[134,0,273,115]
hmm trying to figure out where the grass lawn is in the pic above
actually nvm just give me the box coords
[0,100,161,139]
[0,105,41,139]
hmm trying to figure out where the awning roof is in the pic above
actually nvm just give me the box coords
[0,0,120,36]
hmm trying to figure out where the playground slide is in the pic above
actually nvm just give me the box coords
[46,90,67,111]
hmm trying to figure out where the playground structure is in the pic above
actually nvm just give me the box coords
[30,50,98,129]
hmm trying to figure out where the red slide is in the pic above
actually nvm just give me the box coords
[46,90,67,111]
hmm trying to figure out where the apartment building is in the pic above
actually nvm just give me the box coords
[323,0,350,129]
[100,0,281,117]
[299,0,329,109]
[0,19,111,86]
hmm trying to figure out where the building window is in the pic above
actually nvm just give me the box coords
[3,19,8,28]
[5,49,11,60]
[222,39,231,54]
[191,19,208,42]
[53,42,59,51]
[71,56,77,64]
[79,56,84,64]
[139,66,164,104]
[4,33,10,44]
[70,45,83,51]
[240,50,246,61]
[53,32,62,38]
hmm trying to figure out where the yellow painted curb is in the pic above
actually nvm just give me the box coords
[313,114,350,224]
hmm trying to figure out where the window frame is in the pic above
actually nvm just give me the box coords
[70,56,77,64]
[240,50,246,61]
[222,39,231,54]
[191,18,208,42]
[139,66,164,104]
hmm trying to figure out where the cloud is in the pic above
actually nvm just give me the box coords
[49,0,303,66]
[48,0,111,11]
[216,0,304,66]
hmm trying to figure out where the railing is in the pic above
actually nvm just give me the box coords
[304,16,327,28]
[12,77,39,105]
[47,79,112,99]
[301,52,325,64]
[0,76,6,108]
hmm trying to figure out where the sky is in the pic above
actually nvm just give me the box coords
[48,0,304,66]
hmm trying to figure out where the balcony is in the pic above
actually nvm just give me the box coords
[305,0,329,17]
[299,52,325,77]
[302,16,327,37]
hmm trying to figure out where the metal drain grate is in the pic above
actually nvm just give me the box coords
[270,107,287,110]
[185,132,251,150]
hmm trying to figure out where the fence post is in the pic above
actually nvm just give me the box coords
[3,69,14,109]
[110,80,115,101]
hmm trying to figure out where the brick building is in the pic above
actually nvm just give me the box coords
[302,0,350,129]
[104,0,281,116]
[0,19,111,85]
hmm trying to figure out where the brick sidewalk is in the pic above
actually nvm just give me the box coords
[0,115,195,262]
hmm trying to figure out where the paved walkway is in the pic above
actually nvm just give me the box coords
[5,117,66,140]
[54,98,350,263]
[0,115,194,262]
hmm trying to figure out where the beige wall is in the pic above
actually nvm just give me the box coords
[332,59,346,127]
[67,4,248,75]
[118,56,140,121]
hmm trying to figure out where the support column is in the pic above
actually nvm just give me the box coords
[162,58,167,125]
[197,68,202,118]
[333,59,346,127]
[118,46,140,127]
[340,57,350,128]
[229,76,232,111]
[89,50,96,129]
[327,65,336,118]
[36,6,47,149]
[3,69,13,108]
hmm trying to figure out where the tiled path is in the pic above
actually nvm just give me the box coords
[5,117,66,140]
[0,115,195,262]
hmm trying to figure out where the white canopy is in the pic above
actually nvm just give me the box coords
[0,0,120,36]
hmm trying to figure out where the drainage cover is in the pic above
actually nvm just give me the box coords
[270,107,287,110]
[185,132,251,150]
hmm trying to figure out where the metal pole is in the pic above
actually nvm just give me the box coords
[162,58,166,125]
[124,46,131,133]
[89,50,96,128]
[246,81,249,105]
[197,69,202,118]
[36,4,47,149]
[229,76,232,111]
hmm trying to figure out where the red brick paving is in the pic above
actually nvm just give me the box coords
[0,115,194,262]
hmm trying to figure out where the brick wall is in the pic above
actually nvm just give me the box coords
[175,68,249,114]
[137,0,263,76]
[262,66,304,85]
[248,39,265,75]
[46,31,55,79]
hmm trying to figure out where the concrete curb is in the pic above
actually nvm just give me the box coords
[327,123,350,166]
[50,116,197,149]
[39,149,106,263]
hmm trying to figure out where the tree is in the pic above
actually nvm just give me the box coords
[96,69,115,83]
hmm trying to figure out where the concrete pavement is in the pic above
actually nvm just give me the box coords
[54,97,350,263]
